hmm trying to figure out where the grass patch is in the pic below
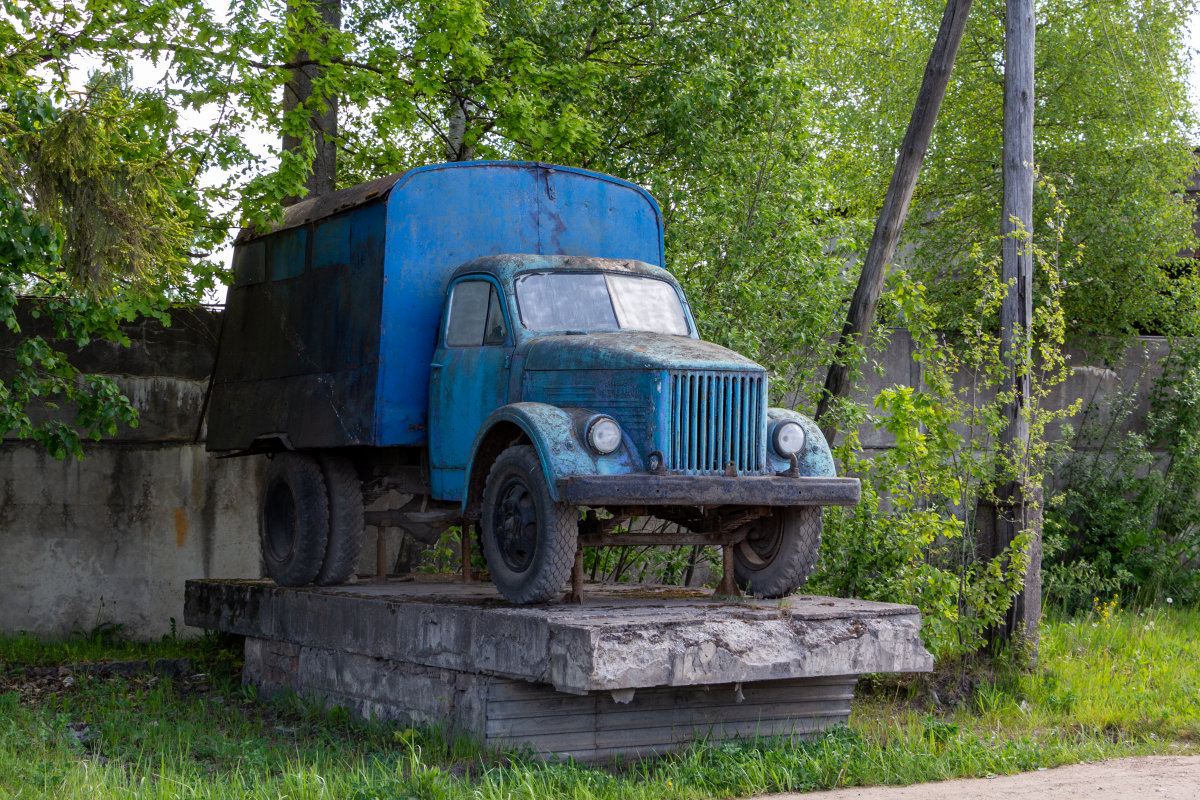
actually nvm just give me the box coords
[0,623,217,668]
[0,607,1196,799]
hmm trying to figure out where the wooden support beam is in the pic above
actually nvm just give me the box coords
[815,0,974,441]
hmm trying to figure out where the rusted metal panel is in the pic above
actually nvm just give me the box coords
[558,475,862,507]
[235,172,403,244]
[459,402,641,505]
[208,201,387,451]
[765,407,839,478]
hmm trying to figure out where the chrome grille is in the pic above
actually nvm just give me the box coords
[668,371,765,474]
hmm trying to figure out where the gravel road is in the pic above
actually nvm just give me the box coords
[764,755,1200,799]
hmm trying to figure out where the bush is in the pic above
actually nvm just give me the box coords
[1045,339,1200,611]
[811,217,1076,659]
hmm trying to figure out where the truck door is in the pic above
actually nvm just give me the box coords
[428,278,512,501]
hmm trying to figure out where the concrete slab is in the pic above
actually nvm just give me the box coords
[186,577,932,693]
[184,577,933,760]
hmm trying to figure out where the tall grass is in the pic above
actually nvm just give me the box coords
[1020,602,1200,740]
[0,607,1196,800]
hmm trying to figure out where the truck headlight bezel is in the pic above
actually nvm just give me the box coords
[585,416,623,455]
[771,419,806,458]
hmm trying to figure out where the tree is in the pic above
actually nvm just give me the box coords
[0,0,225,457]
[904,0,1199,346]
[7,0,1194,457]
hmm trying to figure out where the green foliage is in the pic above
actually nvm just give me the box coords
[0,4,227,458]
[0,627,230,669]
[7,0,1197,463]
[4,0,1198,645]
[905,0,1199,344]
[1021,604,1200,740]
[812,213,1077,659]
[1045,339,1200,612]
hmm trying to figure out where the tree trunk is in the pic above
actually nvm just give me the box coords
[282,0,341,204]
[814,0,973,442]
[446,101,476,162]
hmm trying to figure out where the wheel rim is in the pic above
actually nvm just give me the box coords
[492,476,539,572]
[736,516,783,569]
[263,482,298,563]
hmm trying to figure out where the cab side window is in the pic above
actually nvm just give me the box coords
[483,287,507,345]
[446,281,507,347]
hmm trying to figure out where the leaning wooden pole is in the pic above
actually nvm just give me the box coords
[814,0,974,441]
[990,0,1040,654]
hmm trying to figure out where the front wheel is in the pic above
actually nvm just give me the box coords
[480,445,578,604]
[733,506,822,598]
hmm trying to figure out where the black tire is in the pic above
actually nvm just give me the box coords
[314,454,365,586]
[733,506,822,598]
[480,445,577,604]
[260,452,329,587]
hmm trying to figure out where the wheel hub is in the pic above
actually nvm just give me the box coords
[736,516,782,569]
[493,477,538,572]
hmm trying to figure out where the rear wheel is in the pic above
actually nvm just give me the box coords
[733,507,822,598]
[260,453,329,587]
[314,454,364,585]
[480,445,577,604]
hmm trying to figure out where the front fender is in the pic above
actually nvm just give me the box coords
[464,402,640,510]
[766,408,837,477]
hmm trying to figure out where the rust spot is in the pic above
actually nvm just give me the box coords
[174,508,189,547]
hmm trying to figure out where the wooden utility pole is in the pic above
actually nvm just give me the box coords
[282,0,341,204]
[814,0,974,441]
[988,0,1040,654]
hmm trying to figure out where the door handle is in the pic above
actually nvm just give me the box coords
[430,362,444,368]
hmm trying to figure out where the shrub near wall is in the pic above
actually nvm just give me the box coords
[1045,338,1200,612]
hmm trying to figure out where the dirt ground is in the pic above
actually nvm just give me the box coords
[766,755,1200,800]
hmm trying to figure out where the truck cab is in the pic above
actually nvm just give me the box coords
[208,162,859,603]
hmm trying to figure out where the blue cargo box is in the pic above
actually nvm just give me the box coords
[207,162,665,452]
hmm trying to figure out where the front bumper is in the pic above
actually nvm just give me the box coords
[557,474,861,507]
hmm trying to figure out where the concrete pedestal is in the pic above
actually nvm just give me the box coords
[184,578,932,761]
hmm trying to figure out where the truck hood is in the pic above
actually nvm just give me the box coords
[522,332,764,372]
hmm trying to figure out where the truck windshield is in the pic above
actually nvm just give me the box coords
[514,273,690,336]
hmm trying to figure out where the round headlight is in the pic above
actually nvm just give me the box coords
[586,416,622,454]
[771,420,806,457]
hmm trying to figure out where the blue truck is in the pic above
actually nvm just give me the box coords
[208,161,860,603]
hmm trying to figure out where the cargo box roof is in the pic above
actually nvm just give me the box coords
[234,171,403,244]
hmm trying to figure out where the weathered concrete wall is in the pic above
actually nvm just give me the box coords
[1,442,262,638]
[830,329,1172,455]
[0,308,263,639]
